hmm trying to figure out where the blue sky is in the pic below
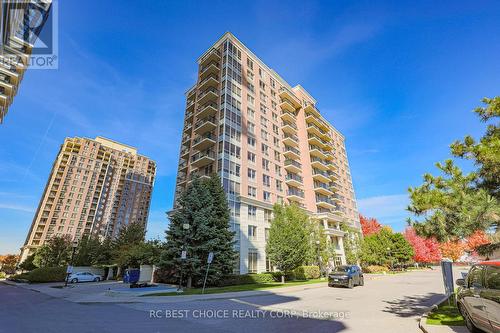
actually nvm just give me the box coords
[1,0,499,254]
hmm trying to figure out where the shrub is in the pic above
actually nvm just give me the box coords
[217,273,281,287]
[363,265,389,273]
[10,266,66,283]
[293,266,320,280]
[0,272,6,279]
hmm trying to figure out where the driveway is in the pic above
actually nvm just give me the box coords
[0,266,469,333]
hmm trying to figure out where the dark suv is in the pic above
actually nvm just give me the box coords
[328,265,364,288]
[456,260,500,333]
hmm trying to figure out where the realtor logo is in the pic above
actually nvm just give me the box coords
[2,0,58,69]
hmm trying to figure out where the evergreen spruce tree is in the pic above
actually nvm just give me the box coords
[160,175,235,287]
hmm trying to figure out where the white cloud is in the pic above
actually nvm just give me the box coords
[357,194,410,230]
[0,203,35,213]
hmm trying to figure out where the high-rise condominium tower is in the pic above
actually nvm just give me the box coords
[173,32,360,274]
[20,137,156,262]
[0,0,53,123]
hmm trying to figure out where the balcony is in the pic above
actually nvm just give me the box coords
[308,133,326,148]
[197,103,217,118]
[329,170,340,180]
[279,98,296,113]
[192,132,216,151]
[200,61,220,79]
[304,102,321,117]
[305,113,329,131]
[191,150,216,168]
[316,196,336,209]
[287,188,305,202]
[285,173,303,187]
[279,87,301,108]
[309,145,327,159]
[184,123,192,133]
[197,88,218,105]
[194,116,217,135]
[200,48,221,65]
[180,147,190,157]
[312,168,330,183]
[284,159,302,173]
[314,181,333,196]
[283,133,299,147]
[283,145,300,160]
[310,156,329,171]
[280,109,296,123]
[199,74,219,90]
[281,120,297,135]
[186,99,195,112]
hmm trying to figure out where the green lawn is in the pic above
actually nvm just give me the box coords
[143,279,325,296]
[426,298,465,326]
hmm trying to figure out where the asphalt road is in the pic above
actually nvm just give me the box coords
[0,267,467,333]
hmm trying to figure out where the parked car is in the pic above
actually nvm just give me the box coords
[68,272,102,283]
[328,265,364,288]
[456,260,499,333]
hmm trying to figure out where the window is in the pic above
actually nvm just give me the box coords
[468,266,484,288]
[248,225,257,238]
[248,250,258,273]
[248,186,256,197]
[247,168,256,180]
[263,191,271,202]
[247,108,255,119]
[262,159,270,171]
[265,227,270,240]
[247,94,255,105]
[248,205,257,219]
[247,58,253,70]
[247,137,256,148]
[247,121,255,135]
[485,266,500,290]
[260,115,267,128]
[275,180,282,191]
[261,143,269,156]
[261,129,268,141]
[263,174,271,187]
[248,152,256,163]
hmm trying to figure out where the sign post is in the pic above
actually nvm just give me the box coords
[441,259,454,304]
[202,252,214,294]
[178,249,187,292]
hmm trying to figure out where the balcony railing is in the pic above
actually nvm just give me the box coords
[191,150,216,163]
[194,116,217,130]
[283,146,300,156]
[284,159,302,169]
[287,189,305,198]
[285,173,303,183]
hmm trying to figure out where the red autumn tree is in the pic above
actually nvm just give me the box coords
[359,214,382,236]
[465,230,490,252]
[404,227,442,263]
[440,240,465,262]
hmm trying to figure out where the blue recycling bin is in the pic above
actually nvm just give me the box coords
[123,269,140,284]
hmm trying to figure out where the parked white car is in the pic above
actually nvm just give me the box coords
[68,272,102,283]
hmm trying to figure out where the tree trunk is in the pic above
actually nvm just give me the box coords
[187,276,192,288]
[281,275,285,284]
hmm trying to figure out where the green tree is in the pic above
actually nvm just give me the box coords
[73,235,113,266]
[33,235,72,267]
[451,97,500,199]
[408,160,499,241]
[340,222,362,265]
[360,227,393,266]
[112,222,147,268]
[160,175,236,287]
[306,220,328,271]
[388,233,414,267]
[18,253,37,271]
[266,204,310,279]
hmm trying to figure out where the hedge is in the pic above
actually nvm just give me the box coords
[363,265,389,273]
[293,266,320,280]
[216,272,283,287]
[10,266,66,283]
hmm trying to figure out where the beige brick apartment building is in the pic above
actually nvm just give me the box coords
[174,32,360,274]
[20,137,156,262]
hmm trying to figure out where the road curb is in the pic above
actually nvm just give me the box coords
[418,295,450,333]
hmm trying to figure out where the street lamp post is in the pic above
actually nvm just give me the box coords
[65,240,78,287]
[178,223,190,292]
[316,240,322,278]
[386,247,392,271]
